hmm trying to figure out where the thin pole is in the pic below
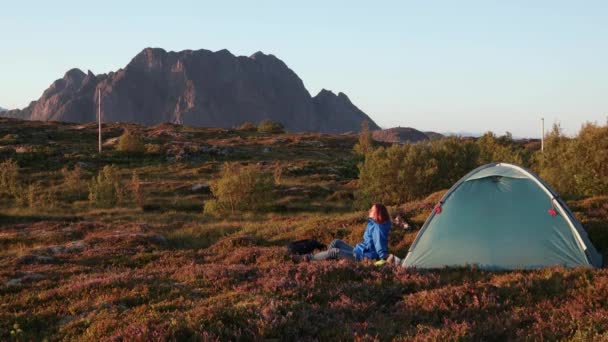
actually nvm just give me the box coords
[540,117,544,153]
[98,88,102,153]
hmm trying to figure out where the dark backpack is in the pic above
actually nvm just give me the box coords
[287,239,326,255]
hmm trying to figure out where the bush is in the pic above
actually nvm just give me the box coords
[477,132,525,165]
[117,130,145,153]
[357,144,435,206]
[145,143,164,154]
[429,137,480,189]
[130,170,144,208]
[20,182,58,209]
[257,120,285,134]
[569,123,608,196]
[353,120,374,156]
[536,122,608,197]
[204,162,275,214]
[356,138,479,206]
[88,165,125,207]
[61,165,85,196]
[0,158,20,196]
[236,122,257,132]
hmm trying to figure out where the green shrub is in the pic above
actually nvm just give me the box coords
[61,164,85,196]
[356,137,479,207]
[257,120,285,134]
[536,122,608,197]
[353,120,375,156]
[236,122,257,131]
[534,123,575,196]
[130,170,144,208]
[477,132,525,165]
[144,143,164,154]
[429,137,479,190]
[204,162,275,214]
[88,165,125,207]
[117,130,145,153]
[569,123,608,196]
[0,158,20,196]
[29,183,58,209]
[357,144,436,206]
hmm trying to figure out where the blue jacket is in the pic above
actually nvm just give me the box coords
[353,218,391,260]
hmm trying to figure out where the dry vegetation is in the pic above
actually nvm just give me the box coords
[0,117,607,340]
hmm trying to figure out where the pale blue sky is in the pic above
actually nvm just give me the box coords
[1,0,607,136]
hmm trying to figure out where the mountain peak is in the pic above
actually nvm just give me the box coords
[64,68,86,81]
[140,47,167,56]
[7,47,379,133]
[316,89,336,97]
[249,51,267,59]
[215,48,234,57]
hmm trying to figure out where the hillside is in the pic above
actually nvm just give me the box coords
[0,118,607,340]
[373,126,441,144]
[2,48,379,133]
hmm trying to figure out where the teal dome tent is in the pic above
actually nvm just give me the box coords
[403,163,602,270]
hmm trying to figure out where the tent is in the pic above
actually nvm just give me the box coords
[402,163,603,270]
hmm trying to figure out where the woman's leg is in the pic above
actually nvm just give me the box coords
[329,239,354,251]
[308,239,356,261]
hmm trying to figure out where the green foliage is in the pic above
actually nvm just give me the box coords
[257,120,285,134]
[429,137,480,190]
[0,158,20,196]
[357,144,434,206]
[117,130,146,153]
[144,143,164,154]
[61,164,85,196]
[536,122,608,197]
[205,162,275,214]
[357,138,479,206]
[477,132,525,165]
[88,165,125,207]
[130,170,144,208]
[236,122,257,131]
[18,182,58,209]
[353,120,374,156]
[569,123,608,196]
[535,123,575,196]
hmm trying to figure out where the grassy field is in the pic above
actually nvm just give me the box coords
[1,117,607,340]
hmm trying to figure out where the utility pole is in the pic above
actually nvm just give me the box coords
[540,117,544,153]
[98,88,102,153]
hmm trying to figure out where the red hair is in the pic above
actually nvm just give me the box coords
[371,203,390,224]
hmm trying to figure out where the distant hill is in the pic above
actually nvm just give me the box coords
[441,131,480,138]
[2,48,379,133]
[0,106,7,112]
[424,131,444,141]
[373,127,443,144]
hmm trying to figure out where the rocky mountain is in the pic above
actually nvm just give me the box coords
[0,106,6,112]
[4,48,379,133]
[373,127,442,144]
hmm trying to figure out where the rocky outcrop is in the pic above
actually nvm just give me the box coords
[5,48,379,133]
[312,89,379,133]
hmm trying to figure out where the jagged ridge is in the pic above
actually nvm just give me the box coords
[5,48,379,133]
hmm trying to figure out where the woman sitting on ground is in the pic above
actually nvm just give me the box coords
[303,203,391,262]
